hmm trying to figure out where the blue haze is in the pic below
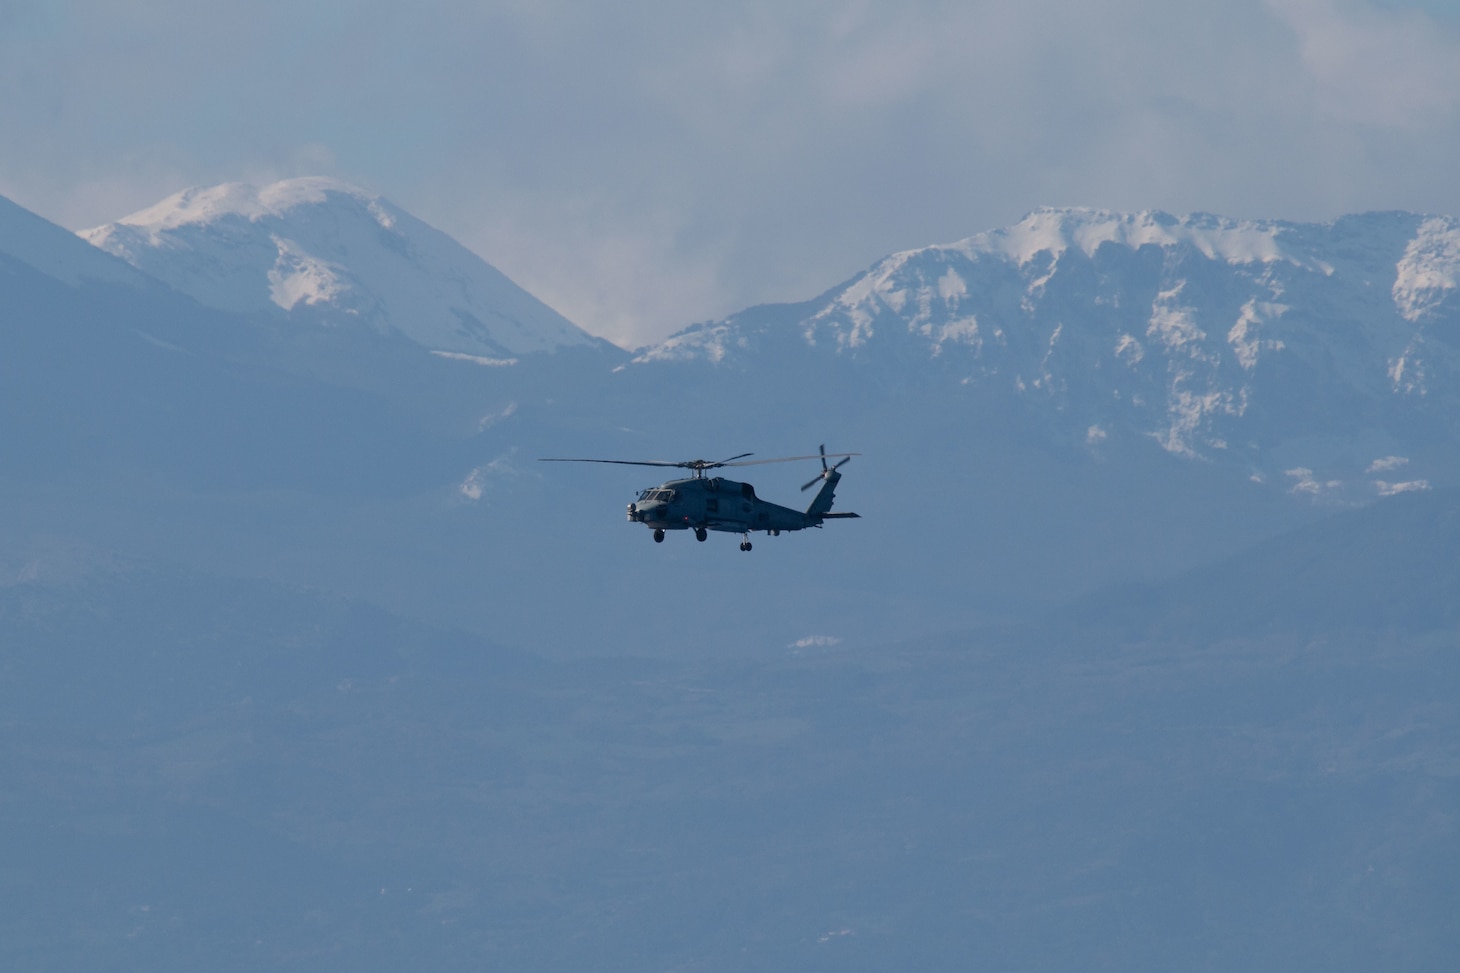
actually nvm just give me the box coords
[1,193,1458,969]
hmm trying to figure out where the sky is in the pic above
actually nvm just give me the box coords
[3,0,1459,348]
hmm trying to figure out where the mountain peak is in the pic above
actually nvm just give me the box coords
[106,177,376,239]
[80,178,601,358]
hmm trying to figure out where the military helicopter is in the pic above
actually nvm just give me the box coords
[540,445,859,551]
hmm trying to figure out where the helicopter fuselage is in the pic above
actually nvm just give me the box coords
[541,445,858,551]
[627,472,852,538]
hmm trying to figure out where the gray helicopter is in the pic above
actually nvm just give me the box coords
[540,445,859,551]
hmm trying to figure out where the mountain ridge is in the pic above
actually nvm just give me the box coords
[633,207,1460,503]
[0,193,152,290]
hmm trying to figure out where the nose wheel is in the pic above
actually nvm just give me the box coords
[739,534,753,552]
[694,527,708,542]
[653,529,665,543]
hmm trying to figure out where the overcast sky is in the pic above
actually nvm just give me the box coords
[3,0,1459,347]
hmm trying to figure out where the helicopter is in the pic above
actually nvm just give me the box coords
[539,445,859,551]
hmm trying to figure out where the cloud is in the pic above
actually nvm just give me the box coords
[1267,0,1460,128]
[3,1,1459,346]
[1367,455,1408,473]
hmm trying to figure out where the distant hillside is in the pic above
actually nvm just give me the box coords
[1072,486,1460,639]
[5,187,1460,969]
[3,540,1456,971]
[0,545,529,730]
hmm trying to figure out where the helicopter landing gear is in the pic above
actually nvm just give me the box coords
[739,537,753,552]
[653,529,665,543]
[694,527,708,542]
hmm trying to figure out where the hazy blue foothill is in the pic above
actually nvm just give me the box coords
[2,188,1458,970]
[4,539,1456,971]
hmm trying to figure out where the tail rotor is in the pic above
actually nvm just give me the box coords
[801,444,853,492]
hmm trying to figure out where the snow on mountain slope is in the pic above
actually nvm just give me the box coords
[81,178,600,358]
[637,208,1460,498]
[0,193,150,289]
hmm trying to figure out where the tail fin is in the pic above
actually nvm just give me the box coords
[806,468,858,521]
[801,444,859,523]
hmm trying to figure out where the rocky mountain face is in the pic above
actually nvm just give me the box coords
[638,208,1460,503]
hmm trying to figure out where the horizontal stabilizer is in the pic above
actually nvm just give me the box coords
[820,512,860,519]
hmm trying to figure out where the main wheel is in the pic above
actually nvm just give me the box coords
[744,541,752,551]
[694,527,708,542]
[653,529,665,543]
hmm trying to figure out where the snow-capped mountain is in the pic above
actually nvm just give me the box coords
[637,208,1460,499]
[81,178,601,359]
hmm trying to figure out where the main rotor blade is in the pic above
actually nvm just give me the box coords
[539,458,690,468]
[721,452,859,468]
[540,451,859,473]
